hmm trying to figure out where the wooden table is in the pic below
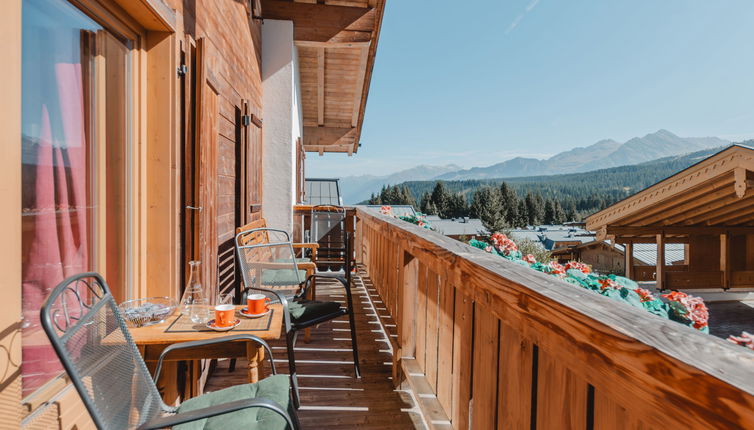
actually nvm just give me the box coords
[124,304,283,401]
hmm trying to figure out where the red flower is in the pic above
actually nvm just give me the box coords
[489,233,518,256]
[380,205,393,216]
[522,254,536,264]
[565,261,591,274]
[662,291,709,329]
[727,331,754,350]
[599,278,619,290]
[634,288,655,302]
[548,261,566,275]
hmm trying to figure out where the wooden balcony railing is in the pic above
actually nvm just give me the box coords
[354,207,754,429]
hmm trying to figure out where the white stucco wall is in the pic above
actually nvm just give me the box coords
[262,20,302,233]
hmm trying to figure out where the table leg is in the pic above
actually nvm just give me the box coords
[247,343,266,383]
[142,346,180,405]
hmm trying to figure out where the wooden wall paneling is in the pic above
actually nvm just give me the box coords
[471,308,500,429]
[415,262,428,372]
[196,37,220,295]
[497,323,532,429]
[746,234,754,269]
[425,270,440,392]
[535,349,587,429]
[435,279,455,416]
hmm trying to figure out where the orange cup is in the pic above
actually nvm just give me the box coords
[247,294,270,315]
[214,304,236,327]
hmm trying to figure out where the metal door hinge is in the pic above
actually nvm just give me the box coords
[177,65,188,77]
[242,115,251,127]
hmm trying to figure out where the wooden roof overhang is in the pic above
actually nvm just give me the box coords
[261,0,386,155]
[585,145,754,242]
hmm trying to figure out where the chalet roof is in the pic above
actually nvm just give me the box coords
[262,0,386,155]
[430,218,488,236]
[510,226,595,251]
[585,144,754,240]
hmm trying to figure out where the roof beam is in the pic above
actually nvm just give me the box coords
[606,226,754,236]
[660,192,746,225]
[617,177,735,225]
[614,236,690,244]
[734,167,754,198]
[261,0,374,43]
[295,40,370,49]
[303,126,357,149]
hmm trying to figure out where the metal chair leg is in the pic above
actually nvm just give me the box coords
[286,331,301,409]
[340,275,361,379]
[348,308,361,378]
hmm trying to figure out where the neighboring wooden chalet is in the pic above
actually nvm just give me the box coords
[1,0,385,427]
[551,240,686,276]
[586,144,754,291]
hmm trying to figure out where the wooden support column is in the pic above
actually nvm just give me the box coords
[624,242,634,279]
[721,232,730,289]
[656,233,665,290]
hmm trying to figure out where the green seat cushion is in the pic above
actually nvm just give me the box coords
[261,268,307,286]
[174,374,292,430]
[275,257,311,264]
[288,299,343,323]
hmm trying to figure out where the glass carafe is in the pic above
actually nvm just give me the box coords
[181,260,210,323]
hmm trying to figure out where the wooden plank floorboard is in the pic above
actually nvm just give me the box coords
[204,274,426,429]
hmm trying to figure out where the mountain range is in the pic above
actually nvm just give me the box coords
[338,130,731,203]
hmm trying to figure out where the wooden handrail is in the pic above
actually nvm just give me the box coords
[355,207,754,429]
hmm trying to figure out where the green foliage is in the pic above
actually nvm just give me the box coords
[515,238,552,263]
[369,184,417,207]
[471,186,508,232]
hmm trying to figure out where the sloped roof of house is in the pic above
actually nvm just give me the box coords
[614,242,686,266]
[431,218,488,236]
[586,144,754,240]
[510,225,595,251]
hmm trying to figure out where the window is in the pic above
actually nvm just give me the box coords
[21,0,132,397]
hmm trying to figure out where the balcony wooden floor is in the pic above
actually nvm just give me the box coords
[204,273,426,429]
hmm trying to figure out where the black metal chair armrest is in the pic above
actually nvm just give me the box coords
[138,397,296,430]
[298,272,349,299]
[154,334,276,382]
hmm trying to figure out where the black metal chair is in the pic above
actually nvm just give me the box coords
[308,205,350,274]
[235,228,361,409]
[40,272,300,430]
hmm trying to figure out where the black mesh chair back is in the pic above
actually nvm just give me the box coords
[40,273,167,429]
[310,205,348,272]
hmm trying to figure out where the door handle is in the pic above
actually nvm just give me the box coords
[186,205,203,212]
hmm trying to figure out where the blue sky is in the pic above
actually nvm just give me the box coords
[308,0,754,177]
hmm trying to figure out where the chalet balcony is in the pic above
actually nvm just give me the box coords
[202,206,754,429]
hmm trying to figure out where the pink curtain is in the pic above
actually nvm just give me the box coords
[22,63,89,397]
